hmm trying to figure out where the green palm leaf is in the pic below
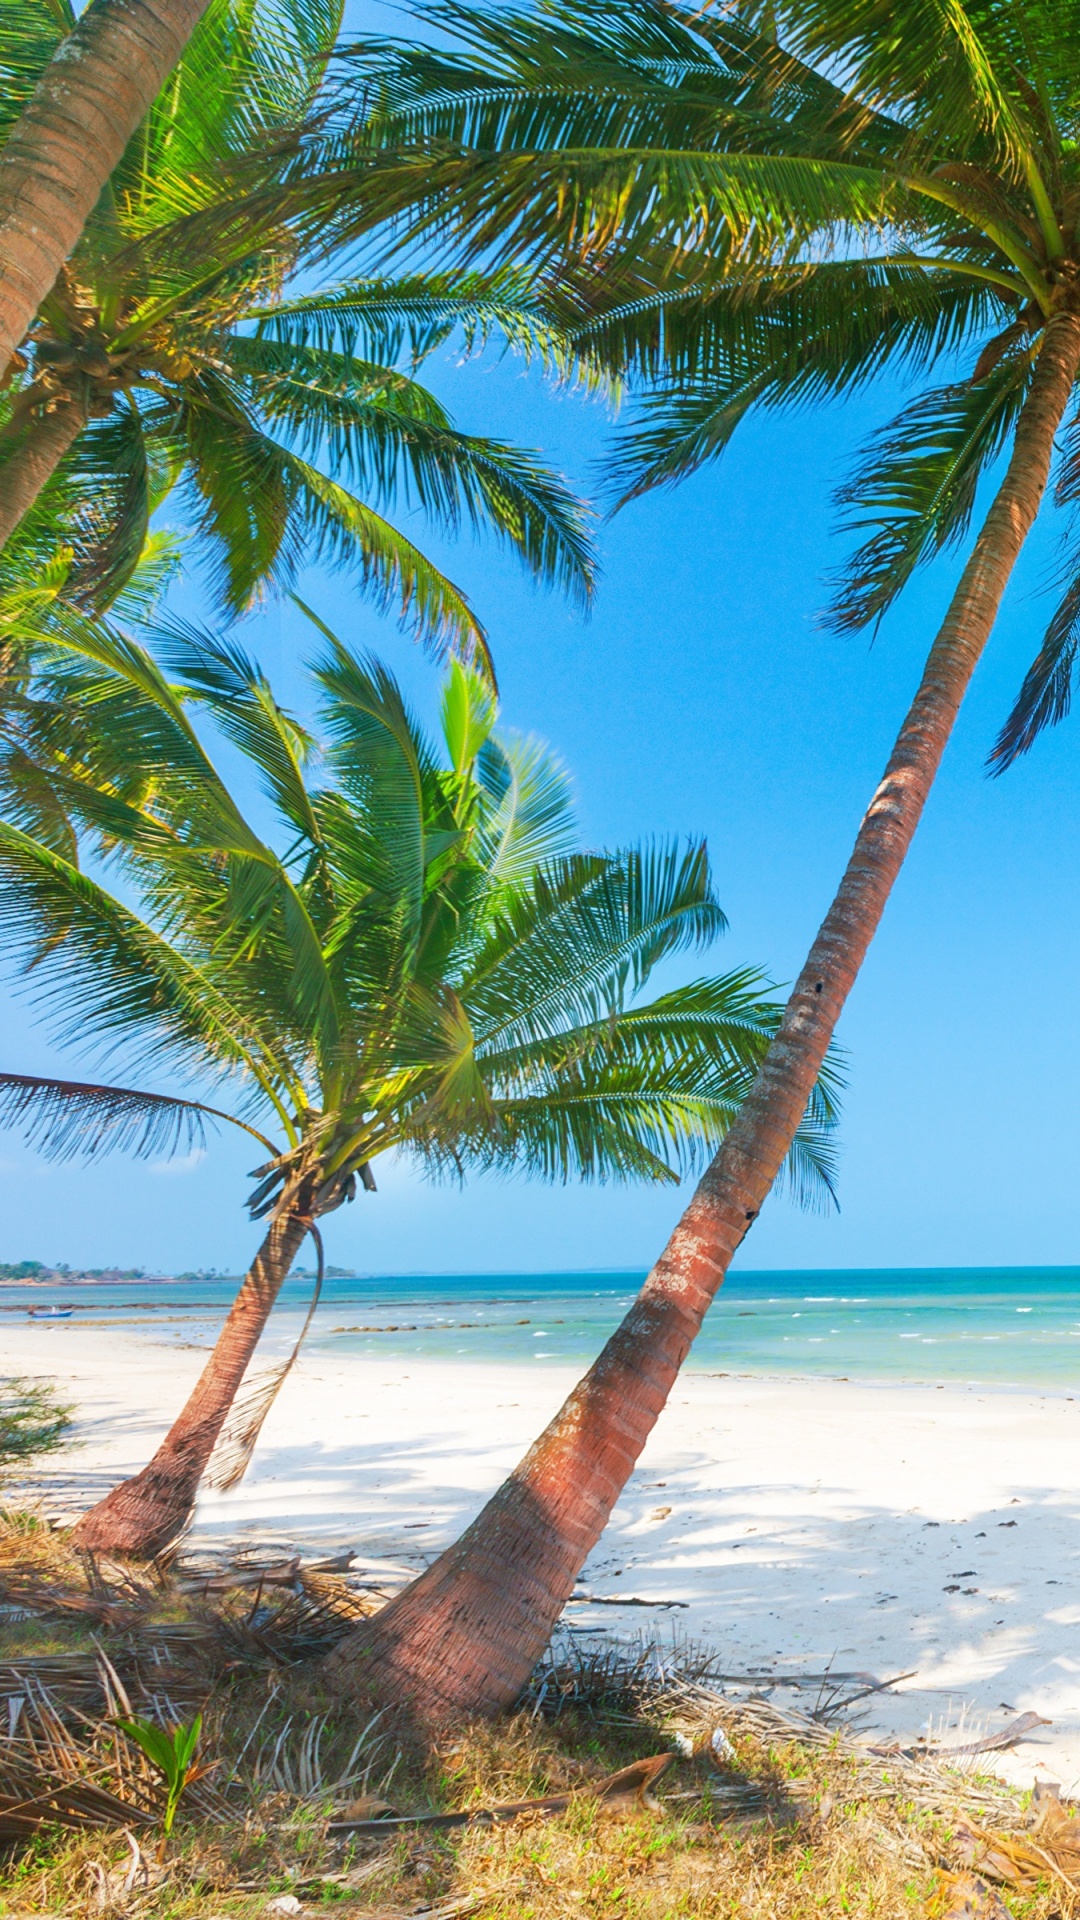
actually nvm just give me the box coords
[0,1070,221,1163]
[826,353,1034,632]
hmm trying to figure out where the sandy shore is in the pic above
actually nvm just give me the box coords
[6,1317,1080,1789]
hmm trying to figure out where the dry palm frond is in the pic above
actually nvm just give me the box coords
[926,1871,1013,1918]
[203,1225,324,1493]
[247,1705,393,1802]
[0,1682,159,1842]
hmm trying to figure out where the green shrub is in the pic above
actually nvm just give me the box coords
[0,1378,72,1470]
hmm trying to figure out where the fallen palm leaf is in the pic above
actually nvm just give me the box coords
[566,1592,689,1609]
[926,1869,1013,1918]
[952,1784,1080,1891]
[926,1712,1050,1760]
[327,1751,676,1834]
[0,1771,154,1840]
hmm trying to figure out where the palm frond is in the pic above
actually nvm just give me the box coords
[278,452,495,673]
[440,656,497,774]
[600,261,1015,503]
[254,267,581,376]
[826,354,1034,633]
[224,340,596,605]
[0,0,70,146]
[0,1071,212,1164]
[0,820,281,1085]
[763,0,1051,180]
[154,620,323,849]
[313,632,438,940]
[475,730,577,883]
[463,842,728,1054]
[988,558,1080,769]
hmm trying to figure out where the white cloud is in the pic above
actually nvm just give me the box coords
[149,1148,207,1178]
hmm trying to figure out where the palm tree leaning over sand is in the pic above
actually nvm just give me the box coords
[0,617,839,1555]
[0,0,590,658]
[304,0,1080,1719]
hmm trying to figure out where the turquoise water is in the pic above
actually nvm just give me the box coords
[5,1266,1080,1389]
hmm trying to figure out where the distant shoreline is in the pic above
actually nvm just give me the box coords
[0,1273,222,1288]
[5,1261,1080,1284]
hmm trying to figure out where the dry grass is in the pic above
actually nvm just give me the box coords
[0,1513,1073,1920]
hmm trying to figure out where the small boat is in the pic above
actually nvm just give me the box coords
[27,1304,73,1319]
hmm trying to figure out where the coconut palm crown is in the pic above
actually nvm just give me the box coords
[316,0,1080,756]
[0,0,592,662]
[0,617,839,1551]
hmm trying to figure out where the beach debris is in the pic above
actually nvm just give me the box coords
[0,1685,158,1842]
[327,1752,675,1835]
[931,1713,1050,1760]
[565,1590,689,1609]
[339,1792,397,1822]
[926,1870,1013,1918]
[527,1634,917,1730]
[264,1897,303,1916]
[867,1712,1050,1763]
[951,1782,1080,1889]
[190,1555,302,1592]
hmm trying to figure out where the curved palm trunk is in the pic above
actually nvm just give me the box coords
[71,1202,310,1557]
[0,0,213,378]
[323,310,1080,1724]
[0,394,88,550]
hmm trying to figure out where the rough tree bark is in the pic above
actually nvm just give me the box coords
[71,1202,310,1557]
[322,308,1080,1724]
[0,392,88,549]
[0,0,213,377]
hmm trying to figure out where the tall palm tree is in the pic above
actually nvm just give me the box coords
[0,0,218,373]
[307,0,1080,1720]
[0,0,591,656]
[0,615,838,1555]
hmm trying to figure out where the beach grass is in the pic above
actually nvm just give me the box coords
[0,1512,1070,1920]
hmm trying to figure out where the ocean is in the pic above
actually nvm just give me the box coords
[5,1266,1080,1390]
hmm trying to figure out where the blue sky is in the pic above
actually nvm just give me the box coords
[4,313,1080,1276]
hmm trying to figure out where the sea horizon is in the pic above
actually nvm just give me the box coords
[6,1259,1080,1282]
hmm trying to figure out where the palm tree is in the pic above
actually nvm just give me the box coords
[0,0,591,656]
[0,613,838,1555]
[0,0,219,374]
[303,0,1080,1720]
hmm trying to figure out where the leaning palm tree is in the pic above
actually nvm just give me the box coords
[0,615,838,1555]
[300,0,1080,1718]
[0,0,590,654]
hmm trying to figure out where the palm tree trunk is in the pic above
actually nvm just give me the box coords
[70,1202,310,1557]
[0,393,88,550]
[0,0,213,377]
[323,308,1080,1724]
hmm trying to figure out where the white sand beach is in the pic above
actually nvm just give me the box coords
[7,1316,1080,1790]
